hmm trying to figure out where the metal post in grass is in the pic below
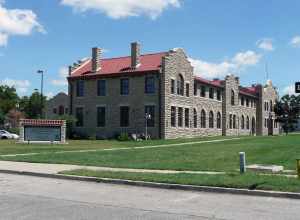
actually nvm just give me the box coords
[239,152,246,174]
[297,159,300,178]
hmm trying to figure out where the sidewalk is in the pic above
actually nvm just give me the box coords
[0,161,225,175]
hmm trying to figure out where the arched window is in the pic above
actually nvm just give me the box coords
[233,115,236,129]
[177,74,184,96]
[246,116,250,130]
[241,115,245,129]
[217,112,221,129]
[209,111,214,128]
[231,90,235,105]
[193,108,197,128]
[201,109,206,128]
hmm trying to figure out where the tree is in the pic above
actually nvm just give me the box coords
[0,85,19,114]
[5,109,25,129]
[19,89,46,119]
[274,94,300,135]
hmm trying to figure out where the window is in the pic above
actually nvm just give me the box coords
[171,79,175,94]
[178,107,183,127]
[246,116,250,130]
[97,80,106,96]
[250,100,253,108]
[75,107,84,127]
[120,78,129,95]
[53,108,57,114]
[246,99,249,107]
[171,106,176,127]
[193,109,197,128]
[264,118,267,128]
[145,76,155,94]
[200,86,206,97]
[120,106,129,127]
[177,74,184,96]
[145,106,155,127]
[209,88,214,99]
[209,111,214,128]
[185,108,189,127]
[194,82,197,96]
[233,115,236,129]
[270,100,273,112]
[76,80,84,97]
[59,105,64,115]
[231,90,235,105]
[186,83,190,97]
[217,112,221,129]
[97,107,106,127]
[217,90,221,101]
[229,114,233,129]
[266,102,269,111]
[241,97,245,106]
[201,109,206,128]
[241,115,245,129]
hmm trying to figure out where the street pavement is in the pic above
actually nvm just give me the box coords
[0,173,299,220]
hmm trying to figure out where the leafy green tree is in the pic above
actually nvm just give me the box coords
[0,85,19,114]
[0,108,5,126]
[19,89,46,119]
[274,94,300,135]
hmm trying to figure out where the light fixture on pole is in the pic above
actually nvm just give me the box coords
[145,113,151,140]
[37,70,44,118]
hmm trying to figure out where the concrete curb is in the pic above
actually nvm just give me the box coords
[0,169,300,200]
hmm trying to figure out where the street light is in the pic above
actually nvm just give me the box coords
[145,113,151,140]
[37,70,44,118]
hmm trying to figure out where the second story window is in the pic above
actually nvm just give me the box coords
[97,80,106,96]
[194,82,197,96]
[200,86,206,97]
[209,88,214,99]
[76,80,84,97]
[241,97,245,106]
[231,90,235,105]
[177,74,184,96]
[120,78,129,95]
[246,99,249,107]
[217,90,221,101]
[186,83,190,97]
[171,79,175,94]
[145,76,155,94]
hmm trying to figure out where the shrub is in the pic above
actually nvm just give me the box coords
[117,132,130,141]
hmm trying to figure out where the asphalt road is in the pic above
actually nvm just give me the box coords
[0,173,299,220]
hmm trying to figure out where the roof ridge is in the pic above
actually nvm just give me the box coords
[100,51,168,61]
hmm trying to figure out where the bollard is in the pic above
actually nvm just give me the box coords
[239,152,246,174]
[297,159,300,178]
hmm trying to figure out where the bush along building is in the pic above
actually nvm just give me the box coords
[67,42,279,139]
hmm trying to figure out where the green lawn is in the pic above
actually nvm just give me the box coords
[2,135,300,172]
[61,169,300,193]
[0,136,233,156]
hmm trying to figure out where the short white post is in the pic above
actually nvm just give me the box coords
[239,152,246,174]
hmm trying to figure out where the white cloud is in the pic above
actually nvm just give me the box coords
[282,84,296,96]
[0,2,44,46]
[46,92,54,99]
[51,66,68,86]
[290,36,300,48]
[61,0,181,19]
[189,50,262,79]
[0,78,30,93]
[256,38,274,51]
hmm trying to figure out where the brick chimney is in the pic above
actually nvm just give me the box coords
[92,47,101,72]
[131,42,140,69]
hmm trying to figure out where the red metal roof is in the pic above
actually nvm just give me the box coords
[194,76,223,88]
[68,52,167,79]
[239,87,258,97]
[20,119,65,126]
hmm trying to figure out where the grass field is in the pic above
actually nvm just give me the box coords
[0,136,231,156]
[61,169,300,192]
[1,135,300,172]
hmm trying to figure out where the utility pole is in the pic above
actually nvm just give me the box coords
[37,70,44,118]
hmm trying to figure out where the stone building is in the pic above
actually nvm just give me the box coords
[45,92,69,119]
[67,42,279,139]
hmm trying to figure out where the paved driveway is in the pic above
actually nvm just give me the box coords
[0,173,300,220]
